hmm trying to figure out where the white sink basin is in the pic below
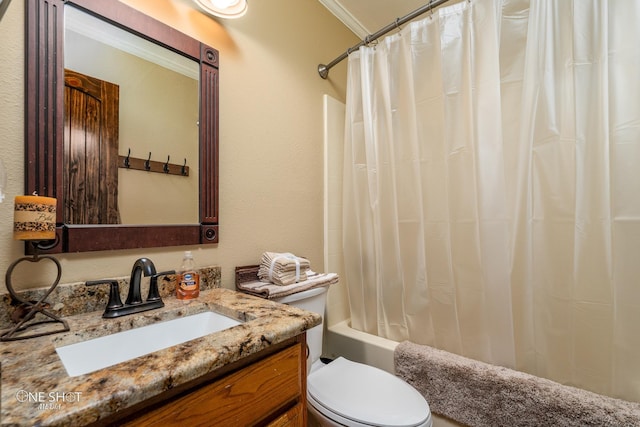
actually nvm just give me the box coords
[56,311,242,377]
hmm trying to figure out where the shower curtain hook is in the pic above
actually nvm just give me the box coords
[394,17,401,30]
[429,0,434,19]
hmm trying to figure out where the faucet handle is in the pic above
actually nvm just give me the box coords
[86,279,124,315]
[147,270,175,302]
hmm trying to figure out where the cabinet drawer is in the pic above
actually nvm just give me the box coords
[125,343,304,426]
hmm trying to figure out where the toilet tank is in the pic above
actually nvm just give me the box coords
[274,287,328,368]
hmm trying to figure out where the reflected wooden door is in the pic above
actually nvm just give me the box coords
[64,69,120,224]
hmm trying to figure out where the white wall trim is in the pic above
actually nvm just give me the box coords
[317,0,369,39]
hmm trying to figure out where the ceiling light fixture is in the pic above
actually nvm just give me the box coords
[193,0,248,19]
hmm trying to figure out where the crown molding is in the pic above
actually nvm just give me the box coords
[318,0,368,39]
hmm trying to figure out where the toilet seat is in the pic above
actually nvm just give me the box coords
[307,357,431,427]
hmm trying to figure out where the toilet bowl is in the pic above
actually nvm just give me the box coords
[274,287,432,427]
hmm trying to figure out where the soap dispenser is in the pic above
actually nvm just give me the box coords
[177,251,200,301]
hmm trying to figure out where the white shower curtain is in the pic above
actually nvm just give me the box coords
[342,0,640,401]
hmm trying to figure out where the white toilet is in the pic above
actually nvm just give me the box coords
[274,287,432,427]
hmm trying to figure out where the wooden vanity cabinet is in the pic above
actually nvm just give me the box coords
[111,335,307,427]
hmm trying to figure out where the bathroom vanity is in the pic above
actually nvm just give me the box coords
[119,337,305,426]
[0,288,320,426]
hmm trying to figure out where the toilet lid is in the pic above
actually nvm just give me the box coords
[308,357,430,427]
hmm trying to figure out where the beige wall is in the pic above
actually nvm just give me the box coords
[0,0,358,291]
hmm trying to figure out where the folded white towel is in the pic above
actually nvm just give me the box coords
[258,252,311,285]
[238,271,339,299]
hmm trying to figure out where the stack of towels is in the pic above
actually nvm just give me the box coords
[258,252,311,285]
[237,252,339,299]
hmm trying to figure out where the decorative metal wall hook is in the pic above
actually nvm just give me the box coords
[144,152,152,171]
[124,148,131,168]
[182,159,188,176]
[163,156,170,173]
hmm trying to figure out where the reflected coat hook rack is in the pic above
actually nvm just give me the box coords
[119,150,190,177]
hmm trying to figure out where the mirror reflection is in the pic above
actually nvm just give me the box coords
[63,6,199,225]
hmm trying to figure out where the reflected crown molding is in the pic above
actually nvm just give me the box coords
[65,6,199,79]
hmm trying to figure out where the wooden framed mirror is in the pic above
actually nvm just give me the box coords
[25,0,219,253]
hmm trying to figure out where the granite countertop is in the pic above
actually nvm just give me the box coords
[0,288,321,426]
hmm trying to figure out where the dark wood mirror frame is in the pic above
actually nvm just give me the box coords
[25,0,219,253]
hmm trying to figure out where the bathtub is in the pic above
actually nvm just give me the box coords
[324,320,463,427]
[324,319,398,374]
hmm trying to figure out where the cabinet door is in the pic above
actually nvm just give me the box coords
[124,342,304,426]
[266,403,304,427]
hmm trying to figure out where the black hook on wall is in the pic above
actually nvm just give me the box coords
[182,159,188,176]
[124,148,131,168]
[144,152,152,171]
[163,156,170,173]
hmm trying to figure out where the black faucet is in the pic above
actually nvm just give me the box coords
[126,258,156,305]
[86,258,174,318]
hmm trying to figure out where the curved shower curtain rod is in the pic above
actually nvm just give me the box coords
[318,0,451,79]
